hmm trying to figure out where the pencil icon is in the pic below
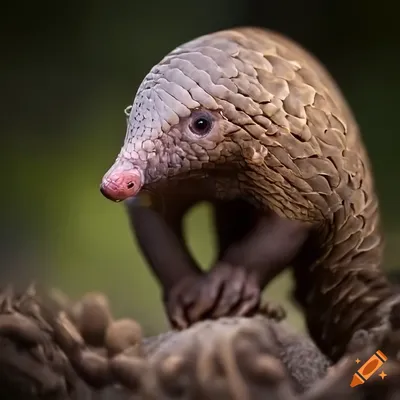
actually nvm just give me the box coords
[350,350,387,387]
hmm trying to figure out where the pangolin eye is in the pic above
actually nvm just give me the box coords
[189,112,213,136]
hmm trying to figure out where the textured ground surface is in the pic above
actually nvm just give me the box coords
[0,286,399,400]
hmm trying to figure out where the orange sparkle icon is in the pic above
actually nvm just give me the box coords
[350,350,388,387]
[379,371,387,380]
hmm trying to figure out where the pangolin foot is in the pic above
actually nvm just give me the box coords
[164,263,261,330]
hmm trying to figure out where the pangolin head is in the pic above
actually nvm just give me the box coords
[99,28,277,202]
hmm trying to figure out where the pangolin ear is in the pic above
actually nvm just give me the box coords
[241,143,269,166]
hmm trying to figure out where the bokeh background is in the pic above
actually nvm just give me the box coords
[2,0,400,335]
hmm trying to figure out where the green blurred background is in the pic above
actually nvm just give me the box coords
[2,0,400,335]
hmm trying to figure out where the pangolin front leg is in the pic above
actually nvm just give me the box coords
[126,190,298,328]
[190,202,311,321]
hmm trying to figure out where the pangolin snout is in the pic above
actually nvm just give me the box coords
[100,167,143,202]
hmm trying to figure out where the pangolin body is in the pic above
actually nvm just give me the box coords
[100,27,395,359]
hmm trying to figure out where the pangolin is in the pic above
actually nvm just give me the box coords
[99,27,398,360]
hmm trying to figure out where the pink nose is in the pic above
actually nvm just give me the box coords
[100,168,143,202]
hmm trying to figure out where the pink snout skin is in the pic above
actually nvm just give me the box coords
[100,168,143,202]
